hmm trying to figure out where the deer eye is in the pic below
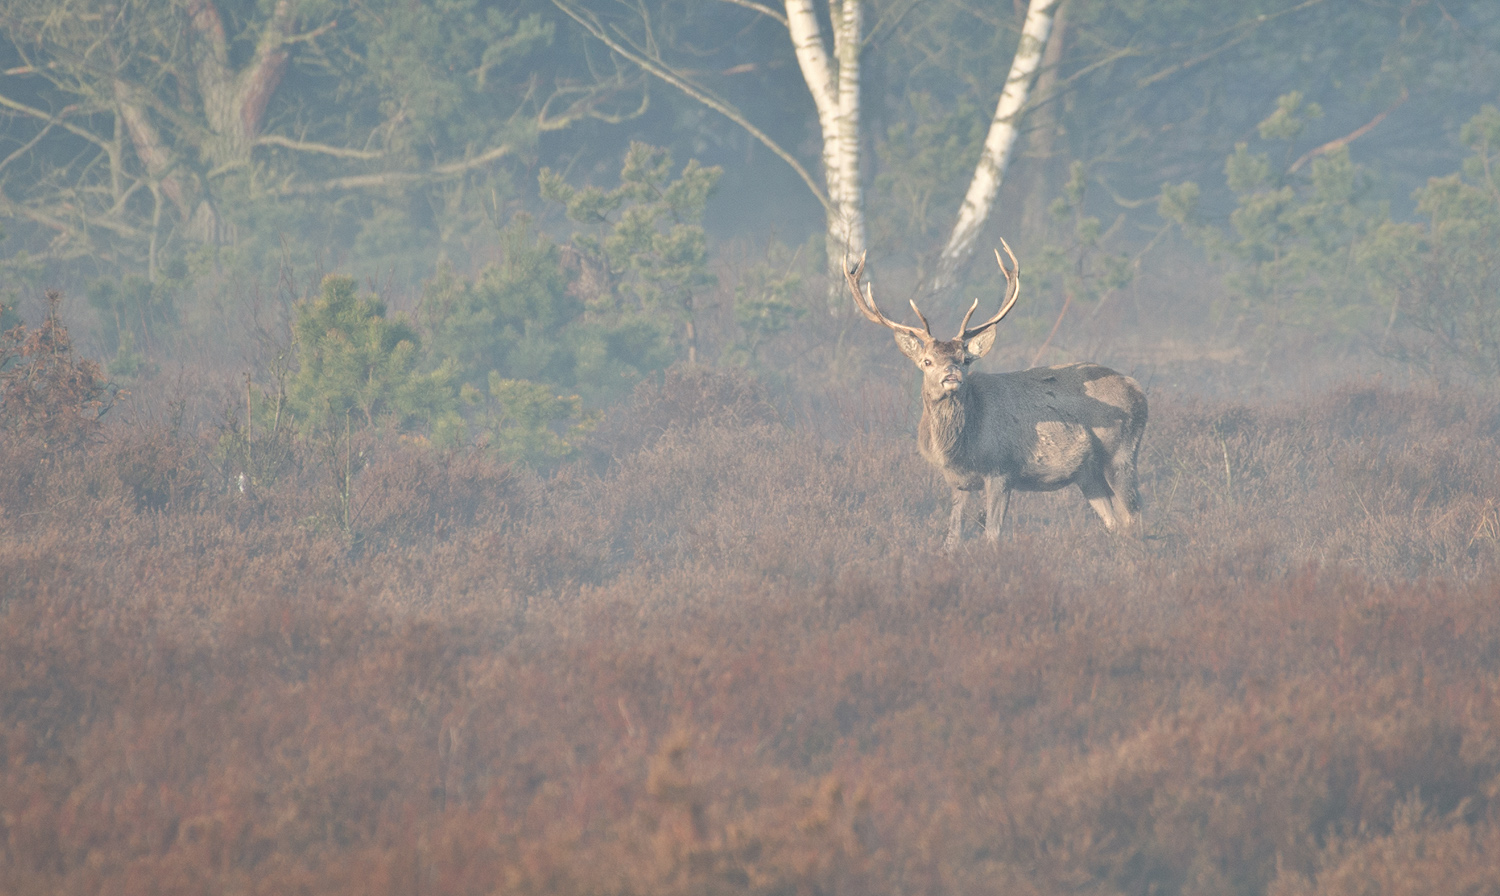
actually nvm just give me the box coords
[922,359,933,367]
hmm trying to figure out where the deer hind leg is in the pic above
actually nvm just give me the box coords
[1104,443,1143,536]
[1078,469,1121,533]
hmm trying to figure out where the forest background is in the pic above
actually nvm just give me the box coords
[4,1,1500,894]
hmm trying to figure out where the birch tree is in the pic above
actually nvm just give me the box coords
[550,0,867,299]
[552,0,1063,301]
[786,0,867,289]
[927,0,1059,293]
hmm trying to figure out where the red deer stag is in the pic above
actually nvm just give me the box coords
[846,242,1147,548]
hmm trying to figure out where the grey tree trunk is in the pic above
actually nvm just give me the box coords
[181,0,294,243]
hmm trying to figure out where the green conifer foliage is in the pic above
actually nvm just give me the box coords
[479,374,597,468]
[422,215,581,391]
[1362,106,1500,376]
[288,275,462,444]
[541,142,720,366]
[1221,94,1388,336]
[419,213,658,466]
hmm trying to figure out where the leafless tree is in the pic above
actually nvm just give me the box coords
[846,241,1146,548]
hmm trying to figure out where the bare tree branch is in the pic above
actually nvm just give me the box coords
[552,0,831,212]
[717,0,787,27]
[0,117,58,176]
[432,142,516,175]
[0,194,145,240]
[253,134,383,160]
[1287,88,1408,174]
[1133,0,1330,89]
[273,143,516,195]
[0,92,109,151]
[536,77,651,132]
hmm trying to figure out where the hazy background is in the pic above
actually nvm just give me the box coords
[4,0,1499,421]
[4,4,1500,894]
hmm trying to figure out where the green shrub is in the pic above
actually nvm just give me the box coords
[1362,106,1500,377]
[1160,92,1390,343]
[419,214,659,465]
[421,215,580,391]
[541,141,720,366]
[472,374,597,468]
[727,240,806,371]
[287,274,462,444]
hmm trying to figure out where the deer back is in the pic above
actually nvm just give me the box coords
[930,362,1146,489]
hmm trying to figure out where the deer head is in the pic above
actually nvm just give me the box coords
[845,240,1021,400]
[844,239,1146,546]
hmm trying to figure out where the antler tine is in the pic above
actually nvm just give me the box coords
[957,237,1022,340]
[906,297,933,336]
[844,253,930,339]
[995,237,1021,315]
[956,298,980,335]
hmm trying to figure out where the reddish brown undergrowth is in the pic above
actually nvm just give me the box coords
[3,360,1500,895]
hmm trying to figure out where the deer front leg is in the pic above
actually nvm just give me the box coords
[944,488,970,551]
[983,475,1012,543]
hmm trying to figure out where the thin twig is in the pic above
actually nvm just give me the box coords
[1287,88,1408,175]
[1030,290,1073,367]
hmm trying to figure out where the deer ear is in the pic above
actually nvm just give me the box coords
[894,332,925,361]
[965,327,997,359]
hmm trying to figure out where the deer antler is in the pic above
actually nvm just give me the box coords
[845,254,931,339]
[956,238,1021,340]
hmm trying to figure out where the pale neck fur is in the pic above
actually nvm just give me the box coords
[920,386,968,462]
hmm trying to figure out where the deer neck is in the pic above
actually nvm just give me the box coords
[919,385,969,464]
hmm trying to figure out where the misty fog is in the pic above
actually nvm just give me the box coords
[3,2,1500,894]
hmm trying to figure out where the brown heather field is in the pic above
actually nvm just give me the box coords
[5,355,1500,895]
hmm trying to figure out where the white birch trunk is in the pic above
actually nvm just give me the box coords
[786,0,839,193]
[929,0,1058,294]
[786,0,865,302]
[833,0,865,264]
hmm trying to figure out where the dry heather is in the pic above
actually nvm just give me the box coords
[3,366,1500,895]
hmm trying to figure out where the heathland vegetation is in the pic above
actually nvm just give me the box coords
[4,300,1500,893]
[5,2,1500,893]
